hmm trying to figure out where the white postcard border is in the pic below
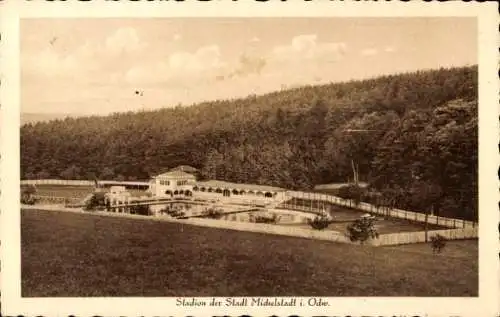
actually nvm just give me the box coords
[1,1,498,316]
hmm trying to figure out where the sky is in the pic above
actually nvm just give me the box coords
[21,18,477,115]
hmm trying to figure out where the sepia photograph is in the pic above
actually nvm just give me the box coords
[1,2,498,316]
[19,17,479,297]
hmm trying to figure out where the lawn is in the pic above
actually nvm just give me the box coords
[22,185,148,199]
[21,209,478,297]
[23,185,94,199]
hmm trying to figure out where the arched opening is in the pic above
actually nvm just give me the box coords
[215,188,222,194]
[223,189,231,197]
[174,190,179,195]
[247,191,255,196]
[184,190,192,197]
[207,187,213,193]
[200,187,206,192]
[264,192,273,198]
[193,186,199,191]
[232,189,239,195]
[239,190,245,195]
[166,190,172,196]
[179,190,184,195]
[256,191,264,197]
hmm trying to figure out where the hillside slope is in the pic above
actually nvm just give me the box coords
[21,66,478,220]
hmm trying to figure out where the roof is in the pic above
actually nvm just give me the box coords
[195,180,286,192]
[153,170,197,179]
[169,165,199,173]
[314,182,369,190]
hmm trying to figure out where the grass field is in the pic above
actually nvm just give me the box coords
[21,209,477,297]
[23,185,94,199]
[22,185,148,199]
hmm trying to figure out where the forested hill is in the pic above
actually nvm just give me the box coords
[21,66,478,220]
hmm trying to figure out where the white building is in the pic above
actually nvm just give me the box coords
[151,170,197,197]
[149,170,287,205]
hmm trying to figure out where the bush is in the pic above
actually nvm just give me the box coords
[202,207,223,219]
[21,185,37,205]
[84,192,106,211]
[308,215,331,230]
[346,217,379,244]
[162,206,186,218]
[21,194,37,205]
[253,214,279,224]
[130,205,152,216]
[336,185,366,205]
[430,234,447,253]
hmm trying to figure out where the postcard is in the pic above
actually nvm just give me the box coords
[0,1,498,316]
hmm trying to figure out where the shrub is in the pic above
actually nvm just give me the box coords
[21,185,37,205]
[253,214,279,224]
[202,207,223,219]
[430,234,447,253]
[346,217,379,244]
[308,215,331,230]
[84,192,106,211]
[21,194,37,205]
[162,206,186,218]
[336,185,366,205]
[130,205,152,216]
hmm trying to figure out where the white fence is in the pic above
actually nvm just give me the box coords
[285,191,476,229]
[22,179,95,186]
[21,179,149,187]
[370,227,479,246]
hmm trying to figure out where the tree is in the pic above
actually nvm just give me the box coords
[336,185,365,206]
[20,66,478,221]
[21,185,37,205]
[308,215,331,230]
[60,165,81,180]
[84,192,106,211]
[430,234,447,253]
[346,217,379,244]
[99,167,115,180]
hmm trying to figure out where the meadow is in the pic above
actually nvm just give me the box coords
[21,209,478,297]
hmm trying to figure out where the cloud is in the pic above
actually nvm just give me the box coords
[23,26,149,82]
[249,36,260,43]
[124,44,228,89]
[384,46,396,53]
[28,48,78,75]
[360,48,378,56]
[105,27,145,55]
[217,54,266,81]
[271,34,347,63]
[169,45,224,72]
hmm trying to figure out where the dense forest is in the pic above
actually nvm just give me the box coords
[21,66,478,220]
